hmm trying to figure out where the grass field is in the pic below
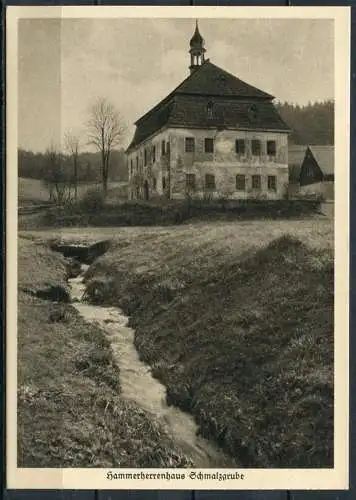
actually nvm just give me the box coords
[17,236,192,467]
[22,217,334,467]
[18,178,50,205]
[18,177,128,206]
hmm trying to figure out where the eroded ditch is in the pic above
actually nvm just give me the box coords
[50,238,236,468]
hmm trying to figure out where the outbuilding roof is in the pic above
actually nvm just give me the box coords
[288,145,334,178]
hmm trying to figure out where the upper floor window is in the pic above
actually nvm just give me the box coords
[205,174,216,190]
[136,157,139,169]
[204,138,214,154]
[152,145,156,163]
[252,139,261,156]
[161,140,166,156]
[267,140,276,157]
[236,174,246,191]
[186,173,196,190]
[166,142,170,156]
[252,175,261,190]
[144,148,148,166]
[235,139,246,155]
[153,177,157,190]
[185,137,195,153]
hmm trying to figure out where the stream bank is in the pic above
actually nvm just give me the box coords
[18,236,194,468]
[65,241,236,468]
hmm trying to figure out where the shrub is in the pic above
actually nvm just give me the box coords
[81,188,106,213]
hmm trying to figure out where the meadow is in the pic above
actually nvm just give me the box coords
[20,217,334,467]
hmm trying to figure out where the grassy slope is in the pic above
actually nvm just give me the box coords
[17,236,192,467]
[18,178,128,206]
[80,219,334,467]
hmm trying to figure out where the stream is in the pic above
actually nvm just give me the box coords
[69,264,236,468]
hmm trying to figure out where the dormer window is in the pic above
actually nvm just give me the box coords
[207,100,214,119]
[248,104,258,122]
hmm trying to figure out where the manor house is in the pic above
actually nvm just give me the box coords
[126,22,290,200]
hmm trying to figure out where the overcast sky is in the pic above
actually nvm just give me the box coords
[18,17,334,152]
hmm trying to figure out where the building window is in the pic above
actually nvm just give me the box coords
[186,173,196,190]
[185,137,195,152]
[205,174,216,190]
[267,141,276,157]
[248,104,258,121]
[153,177,157,190]
[252,175,261,190]
[130,160,133,176]
[268,175,277,191]
[252,139,261,156]
[204,138,214,153]
[162,176,166,190]
[166,142,170,156]
[152,145,156,163]
[144,148,148,166]
[161,140,166,156]
[207,101,214,119]
[236,174,246,191]
[136,157,138,170]
[235,139,246,155]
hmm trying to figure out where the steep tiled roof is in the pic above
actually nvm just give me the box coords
[175,61,273,99]
[169,95,289,131]
[128,100,175,150]
[127,60,283,152]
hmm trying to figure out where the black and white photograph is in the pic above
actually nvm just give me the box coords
[6,5,350,490]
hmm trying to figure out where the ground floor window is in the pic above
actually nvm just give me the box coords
[236,174,246,191]
[268,175,277,191]
[252,174,261,189]
[205,173,216,189]
[186,173,196,190]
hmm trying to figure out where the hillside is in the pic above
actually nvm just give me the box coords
[79,219,334,467]
[276,100,334,145]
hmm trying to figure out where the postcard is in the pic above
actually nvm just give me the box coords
[6,5,350,490]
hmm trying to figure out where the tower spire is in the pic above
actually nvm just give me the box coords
[189,20,206,75]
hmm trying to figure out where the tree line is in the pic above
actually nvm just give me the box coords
[19,97,128,203]
[275,99,334,145]
[18,148,128,183]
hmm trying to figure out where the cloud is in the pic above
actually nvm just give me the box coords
[18,17,334,152]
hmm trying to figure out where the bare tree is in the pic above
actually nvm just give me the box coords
[42,144,72,206]
[87,97,126,195]
[64,130,80,202]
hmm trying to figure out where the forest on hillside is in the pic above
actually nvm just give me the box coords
[18,148,128,182]
[275,99,334,145]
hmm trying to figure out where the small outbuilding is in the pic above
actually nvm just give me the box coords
[288,145,334,200]
[288,145,334,186]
